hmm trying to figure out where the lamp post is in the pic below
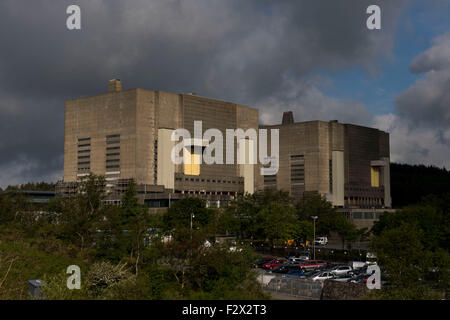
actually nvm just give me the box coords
[190,212,195,240]
[311,216,318,260]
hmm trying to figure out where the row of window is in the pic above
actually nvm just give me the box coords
[106,134,120,170]
[76,135,121,173]
[290,155,305,183]
[175,177,243,184]
[77,138,91,172]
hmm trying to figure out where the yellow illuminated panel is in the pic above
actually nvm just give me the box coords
[183,147,200,176]
[371,167,380,187]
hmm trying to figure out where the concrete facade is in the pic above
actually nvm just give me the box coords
[261,113,391,209]
[61,80,391,211]
[62,80,259,207]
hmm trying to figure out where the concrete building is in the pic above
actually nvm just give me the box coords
[60,79,259,208]
[260,112,391,209]
[59,80,391,216]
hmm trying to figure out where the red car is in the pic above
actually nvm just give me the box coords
[294,260,327,270]
[262,259,287,270]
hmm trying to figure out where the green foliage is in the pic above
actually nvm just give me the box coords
[372,223,428,286]
[370,196,450,298]
[372,204,448,251]
[390,163,450,208]
[163,198,214,233]
[186,245,267,299]
[0,178,267,300]
[0,240,85,300]
[255,202,297,245]
[7,181,56,192]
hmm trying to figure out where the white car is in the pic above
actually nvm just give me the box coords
[298,253,310,260]
[311,271,334,281]
[314,237,328,245]
[288,256,308,264]
[331,274,353,282]
[330,265,353,275]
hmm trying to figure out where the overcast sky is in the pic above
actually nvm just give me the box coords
[1,0,450,187]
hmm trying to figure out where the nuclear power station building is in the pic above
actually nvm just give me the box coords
[59,79,392,221]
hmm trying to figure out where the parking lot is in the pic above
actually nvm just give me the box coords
[254,251,381,294]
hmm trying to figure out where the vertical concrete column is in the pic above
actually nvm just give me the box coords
[332,151,345,206]
[239,138,255,194]
[157,128,175,189]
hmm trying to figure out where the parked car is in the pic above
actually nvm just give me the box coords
[353,265,369,275]
[285,251,298,259]
[311,271,334,281]
[270,264,293,274]
[331,274,353,282]
[263,259,287,270]
[348,273,370,283]
[295,260,327,271]
[349,260,367,270]
[318,263,339,271]
[285,268,306,278]
[330,265,353,275]
[255,256,276,268]
[288,257,307,264]
[314,237,328,245]
[308,260,327,269]
[298,251,311,260]
[303,270,318,278]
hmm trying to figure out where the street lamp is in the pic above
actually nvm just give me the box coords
[311,216,318,260]
[190,212,195,240]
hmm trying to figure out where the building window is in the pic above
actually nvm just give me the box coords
[77,137,91,174]
[290,154,305,198]
[106,134,120,171]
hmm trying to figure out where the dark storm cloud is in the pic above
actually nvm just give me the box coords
[0,0,409,186]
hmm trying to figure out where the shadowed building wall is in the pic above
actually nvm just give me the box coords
[260,112,391,209]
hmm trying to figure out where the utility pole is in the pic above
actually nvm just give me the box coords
[311,216,318,260]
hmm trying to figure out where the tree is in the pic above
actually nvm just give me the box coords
[292,220,314,245]
[370,198,450,298]
[163,198,214,234]
[255,202,297,247]
[120,179,140,224]
[119,180,151,275]
[57,174,106,253]
[295,194,338,236]
[333,214,357,250]
[371,223,431,290]
[225,189,292,239]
